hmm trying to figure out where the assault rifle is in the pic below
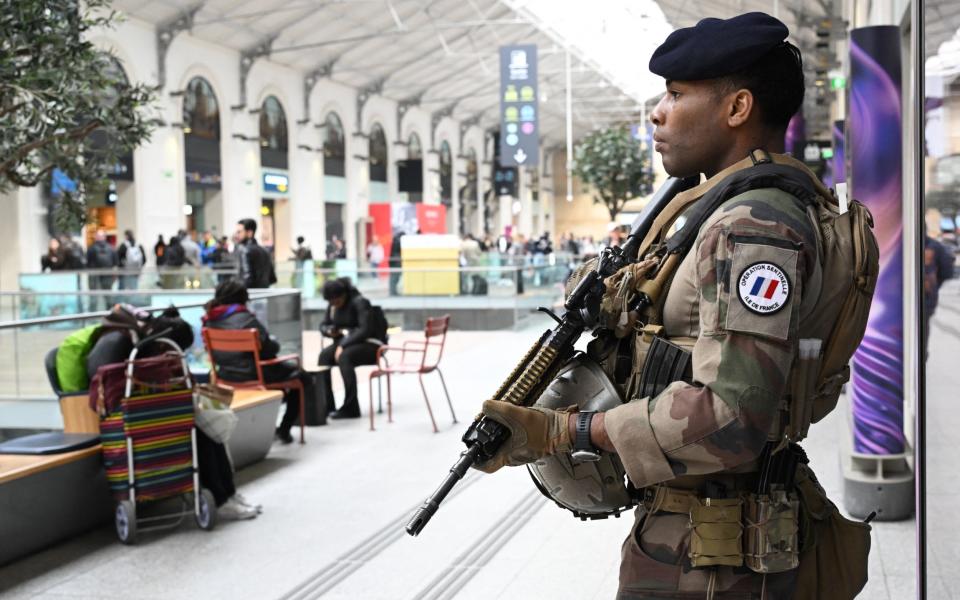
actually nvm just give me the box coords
[406,175,700,537]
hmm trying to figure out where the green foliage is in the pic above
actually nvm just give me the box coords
[573,126,653,221]
[0,0,155,230]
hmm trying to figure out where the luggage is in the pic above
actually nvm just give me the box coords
[303,368,332,426]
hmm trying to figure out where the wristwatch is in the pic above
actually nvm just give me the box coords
[570,411,601,463]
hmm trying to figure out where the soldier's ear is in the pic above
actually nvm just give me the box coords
[726,89,754,129]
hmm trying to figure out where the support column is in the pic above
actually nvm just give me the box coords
[221,112,261,237]
[842,24,912,521]
[346,147,369,261]
[135,128,185,266]
[289,143,324,263]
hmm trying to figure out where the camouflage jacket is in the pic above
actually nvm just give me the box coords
[603,185,823,490]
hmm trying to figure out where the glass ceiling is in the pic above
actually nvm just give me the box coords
[505,0,675,102]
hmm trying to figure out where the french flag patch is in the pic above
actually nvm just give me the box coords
[737,262,790,315]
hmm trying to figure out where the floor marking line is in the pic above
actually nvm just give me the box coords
[278,471,480,600]
[410,489,545,600]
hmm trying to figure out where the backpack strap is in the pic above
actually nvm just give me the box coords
[634,151,824,315]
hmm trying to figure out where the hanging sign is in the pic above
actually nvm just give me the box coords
[499,45,539,167]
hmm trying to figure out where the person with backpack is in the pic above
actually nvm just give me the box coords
[317,278,388,419]
[86,229,118,311]
[117,230,146,292]
[469,13,878,599]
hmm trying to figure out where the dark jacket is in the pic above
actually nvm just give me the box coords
[164,239,185,267]
[321,286,387,348]
[86,241,118,269]
[41,249,66,271]
[204,306,279,382]
[236,238,277,289]
[389,232,404,266]
[925,236,955,313]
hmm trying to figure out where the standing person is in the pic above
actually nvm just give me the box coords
[86,229,118,311]
[41,238,66,272]
[293,236,313,263]
[564,231,580,256]
[200,231,217,266]
[161,233,186,289]
[203,281,307,445]
[117,230,146,292]
[470,13,874,599]
[292,235,313,288]
[179,228,201,266]
[234,218,276,289]
[325,235,340,260]
[154,234,167,267]
[317,278,387,419]
[366,235,384,270]
[388,230,404,296]
[61,235,86,270]
[924,231,955,359]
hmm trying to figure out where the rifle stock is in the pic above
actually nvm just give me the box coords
[405,175,699,537]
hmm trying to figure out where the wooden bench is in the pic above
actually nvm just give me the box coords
[0,389,283,565]
[225,389,284,469]
[0,444,112,566]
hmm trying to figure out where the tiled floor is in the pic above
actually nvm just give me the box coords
[2,302,945,599]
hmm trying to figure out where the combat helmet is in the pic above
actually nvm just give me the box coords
[527,353,636,519]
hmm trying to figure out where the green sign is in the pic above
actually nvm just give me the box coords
[830,76,846,90]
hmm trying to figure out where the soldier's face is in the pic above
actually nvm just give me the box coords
[650,80,730,177]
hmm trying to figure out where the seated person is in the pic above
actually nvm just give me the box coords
[84,305,260,520]
[318,278,388,419]
[203,280,307,444]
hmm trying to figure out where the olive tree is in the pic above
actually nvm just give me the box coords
[573,126,654,222]
[0,0,155,229]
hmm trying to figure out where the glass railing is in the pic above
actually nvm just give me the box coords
[20,252,585,299]
[0,289,302,431]
[20,266,239,294]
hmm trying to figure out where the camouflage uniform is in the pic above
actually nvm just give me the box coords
[604,184,822,599]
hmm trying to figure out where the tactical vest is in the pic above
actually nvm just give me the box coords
[618,149,878,444]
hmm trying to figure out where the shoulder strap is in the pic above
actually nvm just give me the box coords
[664,161,817,257]
[635,151,825,315]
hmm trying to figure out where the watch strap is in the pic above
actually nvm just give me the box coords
[574,411,596,453]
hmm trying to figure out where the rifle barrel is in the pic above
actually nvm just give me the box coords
[406,444,481,536]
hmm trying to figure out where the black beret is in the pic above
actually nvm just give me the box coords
[649,12,789,81]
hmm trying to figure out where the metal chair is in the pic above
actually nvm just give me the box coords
[200,328,306,443]
[368,315,456,432]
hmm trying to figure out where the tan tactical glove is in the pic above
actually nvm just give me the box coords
[473,401,575,474]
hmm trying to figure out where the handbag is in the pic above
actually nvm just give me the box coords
[193,383,238,444]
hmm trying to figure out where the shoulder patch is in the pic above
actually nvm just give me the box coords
[723,241,799,341]
[737,262,791,315]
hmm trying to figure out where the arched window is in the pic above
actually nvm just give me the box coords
[260,96,288,169]
[182,77,220,140]
[89,55,133,178]
[439,140,452,206]
[369,123,387,182]
[408,133,422,159]
[323,112,345,177]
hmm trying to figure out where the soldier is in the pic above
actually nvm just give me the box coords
[474,12,871,600]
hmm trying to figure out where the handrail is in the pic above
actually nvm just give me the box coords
[0,288,299,330]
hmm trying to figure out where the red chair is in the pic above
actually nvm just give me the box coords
[201,328,306,444]
[368,315,456,432]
